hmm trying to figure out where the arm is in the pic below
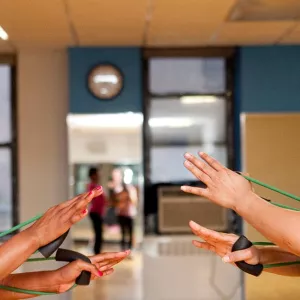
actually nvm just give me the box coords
[182,152,300,258]
[0,271,62,299]
[0,187,103,281]
[0,250,129,299]
[236,192,300,257]
[0,230,39,281]
[259,246,300,276]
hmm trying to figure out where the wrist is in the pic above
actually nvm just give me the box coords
[234,190,257,215]
[23,227,42,249]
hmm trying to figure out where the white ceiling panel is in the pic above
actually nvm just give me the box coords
[0,0,73,47]
[68,0,147,45]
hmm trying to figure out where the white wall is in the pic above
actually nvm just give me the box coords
[68,128,141,164]
[18,49,71,300]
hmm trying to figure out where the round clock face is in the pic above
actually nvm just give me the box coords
[88,64,123,100]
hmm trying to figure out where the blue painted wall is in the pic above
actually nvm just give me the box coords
[235,45,300,170]
[237,46,300,113]
[69,47,142,113]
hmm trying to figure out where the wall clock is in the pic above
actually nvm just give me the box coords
[87,64,123,100]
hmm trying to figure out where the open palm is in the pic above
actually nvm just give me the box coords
[189,221,259,265]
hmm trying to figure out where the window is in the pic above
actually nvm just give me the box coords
[149,58,225,95]
[0,62,17,232]
[147,57,228,184]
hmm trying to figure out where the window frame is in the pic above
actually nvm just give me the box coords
[142,47,236,186]
[142,47,241,234]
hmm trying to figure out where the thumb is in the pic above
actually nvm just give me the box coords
[238,172,255,192]
[222,248,256,264]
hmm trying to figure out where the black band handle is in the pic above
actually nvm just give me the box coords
[55,248,91,285]
[38,230,70,258]
[232,235,263,277]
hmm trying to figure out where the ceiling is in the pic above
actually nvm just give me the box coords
[1,0,300,52]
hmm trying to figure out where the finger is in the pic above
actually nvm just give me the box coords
[70,209,89,224]
[222,248,255,264]
[183,160,211,185]
[192,240,215,252]
[74,187,103,210]
[98,259,123,271]
[71,260,103,279]
[90,250,130,264]
[184,153,216,178]
[189,221,223,240]
[94,257,126,269]
[101,268,114,276]
[190,221,236,243]
[180,186,209,198]
[92,268,114,280]
[59,194,84,209]
[65,187,103,223]
[198,152,224,172]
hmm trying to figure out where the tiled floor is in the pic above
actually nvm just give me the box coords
[72,235,243,300]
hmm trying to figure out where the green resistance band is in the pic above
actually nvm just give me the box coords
[241,174,300,270]
[0,214,76,296]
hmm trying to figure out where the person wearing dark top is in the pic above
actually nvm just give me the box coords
[87,167,106,255]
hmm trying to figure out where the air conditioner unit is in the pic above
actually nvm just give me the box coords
[158,186,228,233]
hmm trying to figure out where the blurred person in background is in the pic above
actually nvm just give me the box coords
[108,168,137,251]
[87,167,106,255]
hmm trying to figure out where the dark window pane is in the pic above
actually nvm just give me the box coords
[149,58,225,95]
[0,65,11,143]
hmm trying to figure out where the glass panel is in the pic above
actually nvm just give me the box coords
[0,148,12,231]
[149,96,227,183]
[0,65,11,143]
[149,58,225,95]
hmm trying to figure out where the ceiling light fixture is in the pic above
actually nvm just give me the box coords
[0,26,8,40]
[180,96,217,104]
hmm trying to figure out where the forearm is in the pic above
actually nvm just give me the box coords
[0,271,60,299]
[236,192,300,257]
[258,246,300,276]
[0,229,39,280]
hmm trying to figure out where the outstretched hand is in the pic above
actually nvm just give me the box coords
[181,152,253,211]
[55,250,130,293]
[28,186,103,248]
[189,221,260,265]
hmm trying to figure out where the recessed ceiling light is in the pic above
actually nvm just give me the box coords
[0,26,8,40]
